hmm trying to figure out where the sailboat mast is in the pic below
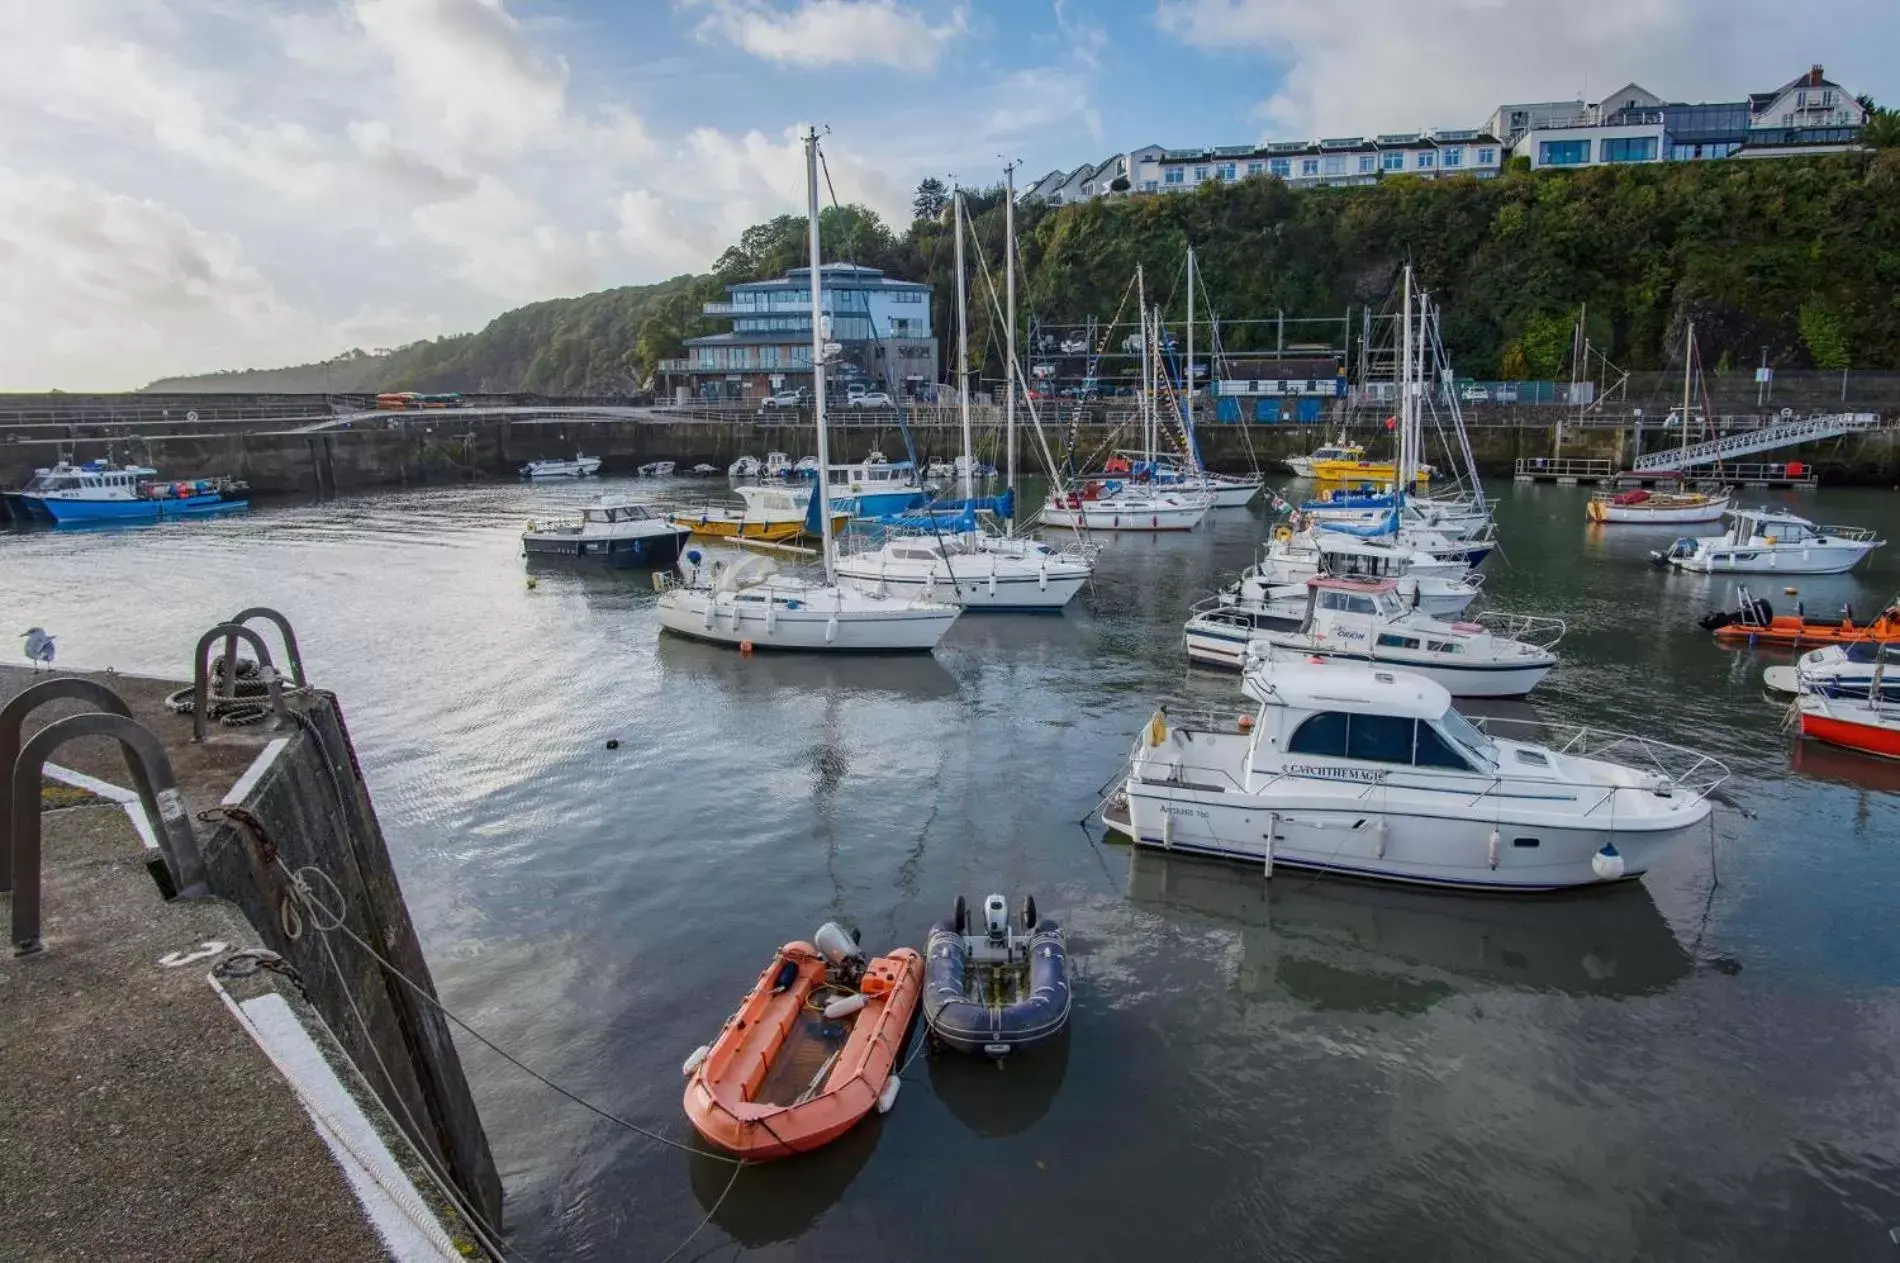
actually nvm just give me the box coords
[1400,265,1414,498]
[1413,287,1428,495]
[1681,320,1694,461]
[1004,160,1018,527]
[1137,264,1150,462]
[1185,244,1196,464]
[804,128,837,581]
[954,185,974,503]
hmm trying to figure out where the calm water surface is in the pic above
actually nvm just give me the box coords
[6,476,1900,1261]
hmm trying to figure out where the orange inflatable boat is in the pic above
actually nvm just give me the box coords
[1705,593,1900,648]
[683,924,921,1160]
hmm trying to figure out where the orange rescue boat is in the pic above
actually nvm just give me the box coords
[1708,596,1900,648]
[683,923,922,1160]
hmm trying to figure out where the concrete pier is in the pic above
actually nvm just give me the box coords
[1,653,499,1259]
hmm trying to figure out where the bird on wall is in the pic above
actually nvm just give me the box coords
[21,627,55,670]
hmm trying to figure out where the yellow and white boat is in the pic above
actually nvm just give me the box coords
[1310,456,1433,483]
[669,484,846,542]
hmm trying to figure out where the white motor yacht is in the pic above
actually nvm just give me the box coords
[1763,641,1900,700]
[1185,574,1561,697]
[729,455,763,478]
[1654,508,1884,575]
[1239,533,1482,617]
[835,530,1093,611]
[1101,659,1727,891]
[522,498,690,567]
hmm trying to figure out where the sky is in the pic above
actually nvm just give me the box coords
[2,0,1896,390]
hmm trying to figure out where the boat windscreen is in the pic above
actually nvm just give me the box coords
[1438,707,1498,766]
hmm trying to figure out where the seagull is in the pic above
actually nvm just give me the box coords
[21,627,55,671]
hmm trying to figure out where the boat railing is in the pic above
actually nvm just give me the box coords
[1468,718,1732,801]
[1818,524,1881,543]
[651,571,682,592]
[525,514,583,533]
[1471,611,1566,649]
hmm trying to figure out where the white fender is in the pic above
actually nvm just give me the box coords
[681,1044,711,1077]
[1591,844,1626,880]
[987,567,998,598]
[1162,810,1173,848]
[765,600,777,634]
[701,598,715,630]
[875,1075,901,1114]
[925,569,936,598]
[824,993,868,1020]
[825,614,838,644]
[1486,828,1500,870]
[1039,559,1049,591]
[1373,816,1387,860]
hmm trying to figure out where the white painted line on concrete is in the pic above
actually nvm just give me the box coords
[43,762,157,851]
[223,737,291,806]
[210,980,462,1262]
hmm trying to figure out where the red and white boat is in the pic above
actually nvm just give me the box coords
[1796,647,1900,760]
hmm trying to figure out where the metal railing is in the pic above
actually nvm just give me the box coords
[1514,458,1615,479]
[1633,412,1885,471]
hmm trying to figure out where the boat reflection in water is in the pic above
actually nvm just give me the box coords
[654,630,961,702]
[1124,849,1692,1009]
[926,1027,1071,1139]
[685,1113,880,1249]
[1791,737,1900,797]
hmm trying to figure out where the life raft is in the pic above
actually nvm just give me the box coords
[922,894,1070,1059]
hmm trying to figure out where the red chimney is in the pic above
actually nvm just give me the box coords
[1809,64,1823,86]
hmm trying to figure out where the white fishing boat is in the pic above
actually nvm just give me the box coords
[1271,525,1470,581]
[522,498,691,567]
[638,460,676,477]
[1185,575,1561,697]
[519,453,602,478]
[835,185,1094,612]
[729,455,763,478]
[655,129,960,654]
[1763,642,1900,700]
[1653,508,1884,575]
[1101,660,1728,892]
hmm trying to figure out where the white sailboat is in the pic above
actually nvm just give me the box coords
[655,130,961,653]
[1587,323,1730,525]
[836,180,1093,610]
[1103,660,1727,892]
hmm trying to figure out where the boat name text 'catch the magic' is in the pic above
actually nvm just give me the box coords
[1285,763,1392,784]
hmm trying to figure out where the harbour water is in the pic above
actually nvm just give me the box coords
[6,478,1900,1259]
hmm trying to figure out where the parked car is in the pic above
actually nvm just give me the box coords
[1060,336,1089,354]
[759,390,805,410]
[1492,385,1518,404]
[1461,385,1489,403]
[846,390,893,408]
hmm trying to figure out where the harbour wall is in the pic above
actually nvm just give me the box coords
[6,413,1899,494]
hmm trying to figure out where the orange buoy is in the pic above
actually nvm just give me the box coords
[1237,714,1254,732]
[739,639,755,655]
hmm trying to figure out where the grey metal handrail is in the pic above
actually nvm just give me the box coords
[227,607,308,690]
[11,711,211,955]
[191,624,288,742]
[0,678,149,894]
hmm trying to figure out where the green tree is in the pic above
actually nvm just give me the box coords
[1862,107,1900,149]
[912,177,949,222]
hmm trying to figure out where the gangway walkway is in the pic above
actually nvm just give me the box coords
[1633,412,1883,471]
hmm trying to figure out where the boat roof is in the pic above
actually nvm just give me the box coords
[1727,507,1815,525]
[1248,661,1451,720]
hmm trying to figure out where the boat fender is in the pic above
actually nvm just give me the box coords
[988,570,998,598]
[770,958,800,994]
[681,1044,711,1077]
[1591,843,1626,881]
[1486,828,1500,870]
[825,614,838,644]
[875,1075,901,1114]
[1022,895,1038,931]
[953,895,967,934]
[1039,559,1048,591]
[824,993,868,1020]
[1373,817,1387,860]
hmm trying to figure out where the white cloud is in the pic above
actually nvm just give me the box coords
[1154,0,1900,138]
[688,0,969,71]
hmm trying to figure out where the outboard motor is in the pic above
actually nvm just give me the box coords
[983,895,1010,953]
[813,920,866,985]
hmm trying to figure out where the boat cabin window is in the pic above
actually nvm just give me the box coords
[1318,590,1381,616]
[1345,714,1415,764]
[1286,712,1350,757]
[1434,707,1497,765]
[1426,640,1461,654]
[1377,633,1421,650]
[1413,723,1478,771]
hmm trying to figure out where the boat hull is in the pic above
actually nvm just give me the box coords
[1586,499,1728,524]
[834,568,1089,612]
[1041,501,1209,532]
[656,589,958,651]
[522,526,690,568]
[1798,709,1900,760]
[1671,544,1877,575]
[1711,617,1900,648]
[33,493,247,523]
[670,511,848,542]
[921,921,1070,1058]
[1103,790,1696,892]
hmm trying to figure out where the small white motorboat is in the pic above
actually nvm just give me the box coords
[656,553,960,651]
[729,455,763,478]
[689,463,719,476]
[1764,642,1900,700]
[1653,508,1884,575]
[638,460,677,477]
[1103,659,1728,891]
[519,453,602,479]
[1242,532,1481,616]
[1186,574,1561,697]
[835,530,1094,611]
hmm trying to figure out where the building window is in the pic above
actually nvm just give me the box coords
[1441,147,1462,168]
[1164,167,1184,185]
[1539,139,1591,166]
[1321,155,1346,175]
[1477,147,1497,164]
[1142,179,1158,192]
[1194,165,1209,181]
[1246,161,1263,176]
[761,346,779,368]
[1268,158,1290,178]
[1300,158,1319,176]
[1358,154,1376,173]
[1382,150,1404,171]
[1217,162,1236,180]
[1416,150,1435,169]
[1600,136,1657,163]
